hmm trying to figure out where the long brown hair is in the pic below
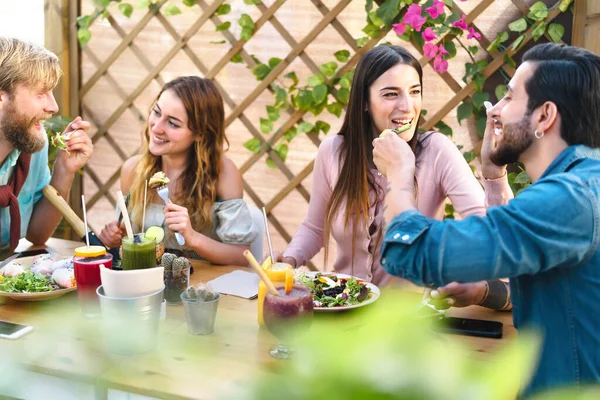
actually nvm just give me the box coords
[323,45,424,269]
[129,76,229,233]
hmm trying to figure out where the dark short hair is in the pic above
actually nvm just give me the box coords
[522,43,600,148]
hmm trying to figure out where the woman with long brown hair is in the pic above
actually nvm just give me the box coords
[100,76,257,266]
[272,45,511,287]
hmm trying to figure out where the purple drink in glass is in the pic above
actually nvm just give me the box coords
[263,285,313,359]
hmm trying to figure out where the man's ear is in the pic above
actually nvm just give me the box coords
[535,101,558,134]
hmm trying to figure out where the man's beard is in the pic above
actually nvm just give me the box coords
[490,115,534,166]
[0,100,47,154]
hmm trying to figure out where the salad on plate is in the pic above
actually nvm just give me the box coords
[295,271,375,308]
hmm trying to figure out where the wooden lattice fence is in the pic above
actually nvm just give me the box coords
[44,0,581,270]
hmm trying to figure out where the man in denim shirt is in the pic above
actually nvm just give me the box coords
[373,43,600,397]
[0,37,94,252]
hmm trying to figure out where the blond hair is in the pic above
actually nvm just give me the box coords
[0,37,62,94]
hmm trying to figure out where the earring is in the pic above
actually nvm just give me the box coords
[534,129,544,139]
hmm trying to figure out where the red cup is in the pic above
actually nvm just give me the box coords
[73,246,113,317]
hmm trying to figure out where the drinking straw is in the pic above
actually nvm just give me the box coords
[243,250,279,296]
[262,207,275,263]
[142,179,148,234]
[116,190,134,239]
[81,195,90,248]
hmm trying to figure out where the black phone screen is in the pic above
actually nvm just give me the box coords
[0,321,29,335]
[432,317,503,339]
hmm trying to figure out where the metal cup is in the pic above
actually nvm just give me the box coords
[181,292,221,335]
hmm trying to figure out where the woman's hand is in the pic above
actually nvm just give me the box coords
[372,132,415,178]
[164,202,195,242]
[261,250,297,268]
[99,220,126,249]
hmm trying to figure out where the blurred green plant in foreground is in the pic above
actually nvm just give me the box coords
[234,291,598,400]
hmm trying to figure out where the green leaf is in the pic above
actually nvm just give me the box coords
[511,35,525,52]
[472,92,489,109]
[468,46,479,55]
[240,26,254,40]
[508,18,527,33]
[312,84,328,104]
[253,64,271,81]
[285,71,298,85]
[367,12,383,27]
[376,0,401,26]
[260,117,273,134]
[266,157,277,168]
[463,151,476,163]
[495,84,507,101]
[77,28,92,47]
[434,120,452,136]
[210,40,226,44]
[315,120,331,135]
[297,90,313,111]
[163,4,182,16]
[527,1,548,21]
[216,21,231,31]
[266,105,280,121]
[137,0,151,8]
[76,15,93,29]
[118,3,134,17]
[94,0,111,7]
[238,13,255,28]
[532,22,547,41]
[504,54,517,68]
[444,203,455,219]
[183,0,196,6]
[243,138,261,153]
[320,62,338,77]
[297,122,314,133]
[216,4,231,15]
[365,0,373,13]
[547,23,564,42]
[284,127,298,142]
[327,102,343,117]
[336,88,350,104]
[273,85,287,107]
[362,23,381,39]
[231,53,243,63]
[274,143,288,162]
[514,170,531,184]
[306,74,324,87]
[268,58,282,69]
[559,0,573,12]
[339,76,351,89]
[244,0,261,4]
[334,50,350,63]
[457,101,473,125]
[475,113,487,137]
[472,73,486,93]
[444,41,457,58]
[356,37,369,48]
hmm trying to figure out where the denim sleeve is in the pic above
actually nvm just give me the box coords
[380,175,599,287]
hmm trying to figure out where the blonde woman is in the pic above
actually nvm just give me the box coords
[100,76,257,266]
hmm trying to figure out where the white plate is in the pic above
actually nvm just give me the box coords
[0,255,77,302]
[301,271,380,312]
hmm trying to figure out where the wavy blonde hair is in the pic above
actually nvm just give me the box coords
[0,37,62,94]
[129,76,229,233]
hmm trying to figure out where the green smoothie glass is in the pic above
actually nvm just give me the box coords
[121,234,156,270]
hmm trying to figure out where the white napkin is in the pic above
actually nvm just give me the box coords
[207,270,260,299]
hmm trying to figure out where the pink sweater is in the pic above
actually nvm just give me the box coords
[283,133,513,286]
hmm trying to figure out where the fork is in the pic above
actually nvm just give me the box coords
[156,185,186,246]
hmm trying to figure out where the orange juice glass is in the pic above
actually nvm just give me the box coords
[258,262,293,326]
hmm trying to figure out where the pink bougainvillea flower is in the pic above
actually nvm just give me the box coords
[467,27,482,40]
[434,55,449,74]
[438,44,449,56]
[452,14,468,31]
[393,22,407,36]
[404,4,427,32]
[422,27,437,42]
[423,42,438,59]
[425,0,446,19]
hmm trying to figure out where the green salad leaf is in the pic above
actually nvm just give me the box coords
[0,271,57,293]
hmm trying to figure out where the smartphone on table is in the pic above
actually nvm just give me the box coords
[0,320,33,339]
[432,316,503,339]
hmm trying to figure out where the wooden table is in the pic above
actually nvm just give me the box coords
[0,238,516,400]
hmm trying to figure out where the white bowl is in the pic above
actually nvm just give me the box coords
[100,265,164,298]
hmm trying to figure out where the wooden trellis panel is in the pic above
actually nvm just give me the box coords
[74,0,575,270]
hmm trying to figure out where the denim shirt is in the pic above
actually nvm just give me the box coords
[380,145,600,397]
[0,139,51,248]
